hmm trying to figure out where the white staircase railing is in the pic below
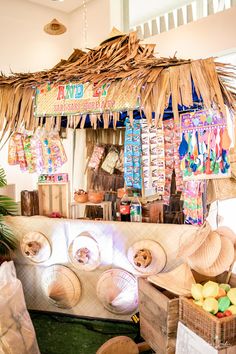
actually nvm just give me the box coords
[130,0,235,39]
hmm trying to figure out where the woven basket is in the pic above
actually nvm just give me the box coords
[179,297,236,349]
[88,191,104,204]
[74,193,88,203]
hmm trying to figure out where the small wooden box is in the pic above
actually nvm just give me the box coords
[38,182,69,218]
[138,278,179,354]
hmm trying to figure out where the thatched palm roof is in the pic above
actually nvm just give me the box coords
[0,31,235,139]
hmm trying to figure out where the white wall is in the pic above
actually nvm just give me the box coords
[143,7,236,59]
[0,0,112,200]
[0,0,71,74]
[70,0,110,49]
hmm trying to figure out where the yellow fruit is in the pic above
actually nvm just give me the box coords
[202,281,219,298]
[191,284,203,300]
[219,284,231,293]
[227,288,236,305]
[203,297,219,314]
[194,299,204,307]
[228,305,236,315]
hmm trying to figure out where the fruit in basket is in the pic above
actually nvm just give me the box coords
[227,288,236,305]
[193,299,204,307]
[74,189,87,196]
[224,310,232,317]
[202,281,219,298]
[191,284,203,300]
[216,312,225,318]
[218,296,231,312]
[202,297,218,314]
[219,283,231,293]
[228,305,236,315]
[216,288,226,299]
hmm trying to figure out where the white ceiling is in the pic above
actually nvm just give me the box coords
[28,0,83,13]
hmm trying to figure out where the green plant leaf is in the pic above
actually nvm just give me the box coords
[0,220,18,256]
[0,167,7,188]
[0,196,18,215]
[0,167,17,257]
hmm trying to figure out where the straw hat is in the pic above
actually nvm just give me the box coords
[127,240,166,275]
[68,232,100,271]
[96,269,138,315]
[20,231,51,263]
[100,27,125,45]
[147,263,196,296]
[189,236,235,277]
[216,226,236,245]
[44,18,67,35]
[97,336,139,354]
[41,265,81,309]
[178,221,211,258]
[187,231,221,269]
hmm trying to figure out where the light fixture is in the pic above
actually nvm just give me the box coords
[51,0,64,2]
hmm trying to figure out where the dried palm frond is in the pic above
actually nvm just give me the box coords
[0,31,235,138]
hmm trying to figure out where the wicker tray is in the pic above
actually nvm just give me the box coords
[179,297,236,349]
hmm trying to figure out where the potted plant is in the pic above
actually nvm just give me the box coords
[0,167,18,263]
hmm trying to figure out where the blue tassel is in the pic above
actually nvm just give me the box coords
[179,132,188,158]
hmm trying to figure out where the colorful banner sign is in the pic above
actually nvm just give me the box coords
[35,82,139,117]
[180,110,226,131]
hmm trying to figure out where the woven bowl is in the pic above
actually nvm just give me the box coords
[74,193,88,203]
[88,191,104,204]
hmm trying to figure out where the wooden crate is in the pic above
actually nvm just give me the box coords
[179,297,236,349]
[138,278,179,354]
[38,182,69,218]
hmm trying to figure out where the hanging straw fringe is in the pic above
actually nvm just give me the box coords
[0,33,235,140]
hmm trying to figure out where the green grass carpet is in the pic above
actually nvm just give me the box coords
[30,311,154,354]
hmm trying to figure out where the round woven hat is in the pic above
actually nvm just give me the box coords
[187,231,221,269]
[96,269,138,315]
[68,232,100,271]
[127,240,166,275]
[44,18,67,35]
[216,226,236,245]
[178,221,211,258]
[100,27,125,45]
[20,231,51,263]
[190,236,235,277]
[41,265,81,309]
[147,263,196,296]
